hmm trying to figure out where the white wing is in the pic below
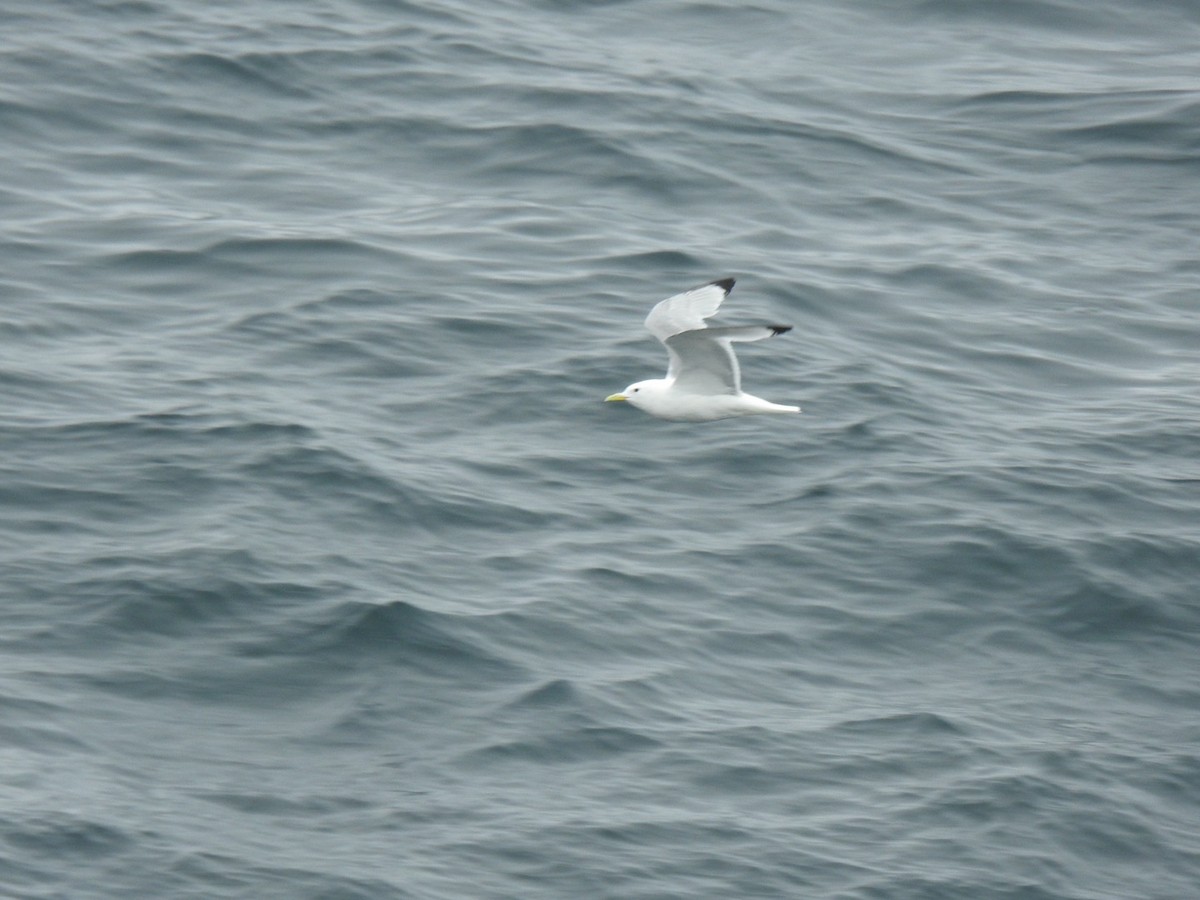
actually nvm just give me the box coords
[644,278,735,343]
[667,325,790,395]
[644,278,791,394]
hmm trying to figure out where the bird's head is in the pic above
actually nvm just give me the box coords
[605,379,668,413]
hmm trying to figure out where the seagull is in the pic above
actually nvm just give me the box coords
[605,278,800,421]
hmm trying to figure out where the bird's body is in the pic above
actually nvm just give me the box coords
[605,278,800,421]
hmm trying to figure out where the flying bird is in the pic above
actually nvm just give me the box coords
[605,278,800,421]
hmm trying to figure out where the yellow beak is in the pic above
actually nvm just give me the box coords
[604,393,627,403]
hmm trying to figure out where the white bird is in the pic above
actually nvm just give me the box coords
[605,278,800,421]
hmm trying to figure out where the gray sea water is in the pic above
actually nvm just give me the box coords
[3,1,1200,897]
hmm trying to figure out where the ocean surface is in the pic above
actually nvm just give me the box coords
[3,1,1199,897]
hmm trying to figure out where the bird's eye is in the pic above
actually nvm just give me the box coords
[632,387,639,393]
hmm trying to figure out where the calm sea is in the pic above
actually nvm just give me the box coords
[2,1,1198,897]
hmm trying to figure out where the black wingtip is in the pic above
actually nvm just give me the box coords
[710,277,735,293]
[770,325,793,335]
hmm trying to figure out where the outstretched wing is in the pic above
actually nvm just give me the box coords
[644,278,735,343]
[667,325,792,395]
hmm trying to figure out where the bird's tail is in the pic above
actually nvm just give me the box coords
[744,396,801,415]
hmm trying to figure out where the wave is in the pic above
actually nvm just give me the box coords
[244,598,525,684]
